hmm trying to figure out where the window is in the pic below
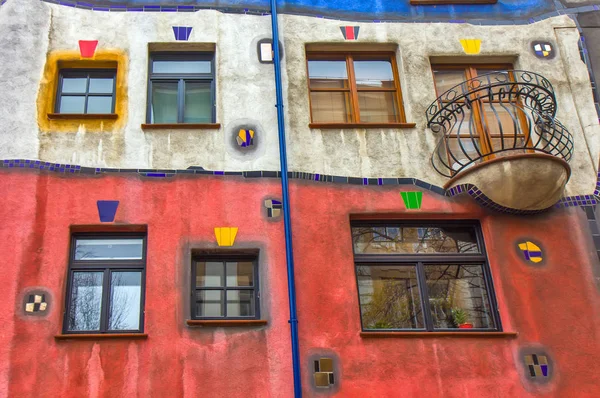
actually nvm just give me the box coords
[64,234,146,334]
[306,52,408,126]
[147,52,215,124]
[352,222,500,332]
[56,69,116,114]
[431,64,528,173]
[191,256,259,319]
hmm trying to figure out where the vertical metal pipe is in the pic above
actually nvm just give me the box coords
[269,1,302,396]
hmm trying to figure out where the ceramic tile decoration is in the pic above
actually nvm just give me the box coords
[79,40,98,58]
[173,26,193,41]
[532,41,554,59]
[401,191,423,210]
[340,26,360,40]
[314,358,335,388]
[264,199,283,218]
[97,200,119,222]
[460,39,481,54]
[525,354,549,377]
[518,241,543,263]
[25,294,47,313]
[214,227,238,246]
[236,129,255,148]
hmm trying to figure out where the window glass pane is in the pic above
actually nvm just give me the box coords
[195,261,224,287]
[424,264,495,329]
[195,290,224,317]
[357,265,423,329]
[89,78,114,94]
[151,81,179,123]
[109,271,142,330]
[352,226,480,254]
[226,261,254,287]
[87,96,113,114]
[310,92,351,123]
[308,60,348,89]
[357,91,398,123]
[432,69,466,96]
[354,60,395,89]
[61,77,87,93]
[67,271,103,331]
[153,60,211,74]
[59,96,85,114]
[447,136,482,171]
[74,238,144,260]
[475,69,511,96]
[482,103,521,137]
[226,290,255,317]
[184,82,212,123]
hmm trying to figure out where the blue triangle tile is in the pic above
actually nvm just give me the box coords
[97,200,119,223]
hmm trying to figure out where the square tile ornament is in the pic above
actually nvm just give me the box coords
[525,354,549,378]
[264,199,283,218]
[518,241,543,264]
[236,129,255,148]
[314,358,335,388]
[25,294,48,313]
[532,41,555,59]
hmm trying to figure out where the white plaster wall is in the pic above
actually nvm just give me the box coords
[0,0,597,195]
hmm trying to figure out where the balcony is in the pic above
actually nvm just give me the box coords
[426,70,574,211]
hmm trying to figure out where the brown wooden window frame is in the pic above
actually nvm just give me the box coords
[306,51,414,129]
[431,63,531,171]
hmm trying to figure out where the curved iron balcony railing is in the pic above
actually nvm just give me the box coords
[426,70,574,178]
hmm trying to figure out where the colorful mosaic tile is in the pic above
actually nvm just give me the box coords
[532,41,554,59]
[97,200,119,223]
[25,294,47,313]
[264,199,283,218]
[314,358,335,388]
[525,354,549,378]
[236,129,255,148]
[173,26,193,41]
[518,241,543,264]
[340,26,360,40]
[79,40,98,58]
[214,227,238,247]
[460,39,481,55]
[401,191,422,210]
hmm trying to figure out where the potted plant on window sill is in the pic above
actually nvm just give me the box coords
[452,308,473,329]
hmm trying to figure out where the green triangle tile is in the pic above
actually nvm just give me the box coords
[401,191,423,210]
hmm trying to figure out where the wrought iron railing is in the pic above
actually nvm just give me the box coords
[426,70,574,178]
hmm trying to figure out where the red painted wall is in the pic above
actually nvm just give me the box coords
[1,169,600,397]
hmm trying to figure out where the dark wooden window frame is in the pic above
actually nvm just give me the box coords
[190,255,260,320]
[146,52,216,124]
[63,233,147,334]
[351,220,502,333]
[306,51,414,128]
[55,69,117,114]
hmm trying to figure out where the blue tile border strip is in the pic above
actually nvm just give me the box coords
[29,0,600,25]
[2,158,598,215]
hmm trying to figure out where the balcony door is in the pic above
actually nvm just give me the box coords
[431,64,529,173]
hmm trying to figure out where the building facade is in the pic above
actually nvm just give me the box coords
[1,0,600,396]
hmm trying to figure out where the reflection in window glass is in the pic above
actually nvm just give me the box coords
[74,239,144,260]
[357,265,423,329]
[153,60,211,74]
[89,78,114,94]
[309,91,351,123]
[62,78,87,93]
[68,271,103,331]
[226,262,254,287]
[151,81,178,124]
[87,96,113,114]
[352,225,479,254]
[354,61,395,88]
[424,264,494,329]
[357,91,398,123]
[196,290,224,317]
[109,271,142,330]
[226,290,255,317]
[308,60,348,89]
[59,96,86,114]
[196,262,224,287]
[184,82,212,123]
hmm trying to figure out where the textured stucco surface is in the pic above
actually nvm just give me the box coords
[0,0,598,196]
[2,169,600,396]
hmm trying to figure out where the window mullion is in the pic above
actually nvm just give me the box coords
[416,262,434,331]
[178,79,185,123]
[100,268,111,332]
[84,75,91,114]
[346,54,360,123]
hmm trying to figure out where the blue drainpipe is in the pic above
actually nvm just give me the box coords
[270,1,303,397]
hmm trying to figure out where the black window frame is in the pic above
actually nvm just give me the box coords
[63,233,147,334]
[146,52,216,124]
[55,69,117,114]
[190,255,260,320]
[351,220,502,332]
